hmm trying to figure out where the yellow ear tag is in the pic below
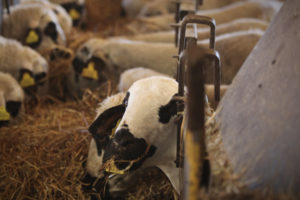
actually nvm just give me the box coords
[69,8,80,20]
[20,72,35,88]
[81,62,99,80]
[0,106,10,121]
[26,30,39,44]
[110,119,121,139]
[105,159,133,174]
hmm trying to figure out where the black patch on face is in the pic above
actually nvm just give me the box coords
[103,128,157,171]
[44,21,58,42]
[159,97,178,124]
[88,105,126,156]
[24,28,42,49]
[6,101,21,118]
[35,72,46,86]
[61,2,84,26]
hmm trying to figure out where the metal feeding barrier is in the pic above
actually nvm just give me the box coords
[172,8,222,200]
[172,0,203,47]
[174,14,220,169]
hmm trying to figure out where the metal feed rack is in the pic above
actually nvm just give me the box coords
[172,1,222,199]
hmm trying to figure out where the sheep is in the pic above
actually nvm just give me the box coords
[87,76,206,195]
[2,3,66,53]
[72,28,263,95]
[48,0,85,26]
[124,18,268,43]
[118,67,228,108]
[20,0,73,36]
[198,29,264,84]
[86,76,213,197]
[122,0,243,17]
[0,36,48,90]
[126,0,281,33]
[0,72,25,127]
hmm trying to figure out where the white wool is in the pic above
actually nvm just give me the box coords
[2,3,66,53]
[118,67,169,92]
[124,18,268,43]
[0,36,48,80]
[198,29,264,84]
[0,72,25,104]
[20,0,73,35]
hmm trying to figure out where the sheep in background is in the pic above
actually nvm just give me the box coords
[122,0,243,17]
[85,76,213,198]
[71,29,263,96]
[0,36,48,92]
[2,3,66,53]
[118,67,228,108]
[198,29,264,84]
[20,0,73,36]
[49,0,85,26]
[124,18,268,43]
[125,0,281,33]
[0,72,25,127]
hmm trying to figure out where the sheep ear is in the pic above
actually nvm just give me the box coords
[24,28,42,48]
[88,105,126,144]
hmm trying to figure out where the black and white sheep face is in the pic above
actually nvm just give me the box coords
[87,76,180,195]
[2,4,66,52]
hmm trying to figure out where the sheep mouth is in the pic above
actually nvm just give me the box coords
[103,139,156,174]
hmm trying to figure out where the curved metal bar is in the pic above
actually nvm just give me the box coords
[178,15,216,54]
[203,49,221,103]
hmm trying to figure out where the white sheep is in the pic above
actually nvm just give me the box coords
[126,0,281,33]
[0,36,48,89]
[49,0,85,26]
[124,18,268,43]
[2,3,66,53]
[73,29,263,93]
[20,0,73,36]
[0,72,25,127]
[86,76,213,197]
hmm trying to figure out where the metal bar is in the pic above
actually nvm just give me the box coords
[184,45,208,200]
[178,15,216,54]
